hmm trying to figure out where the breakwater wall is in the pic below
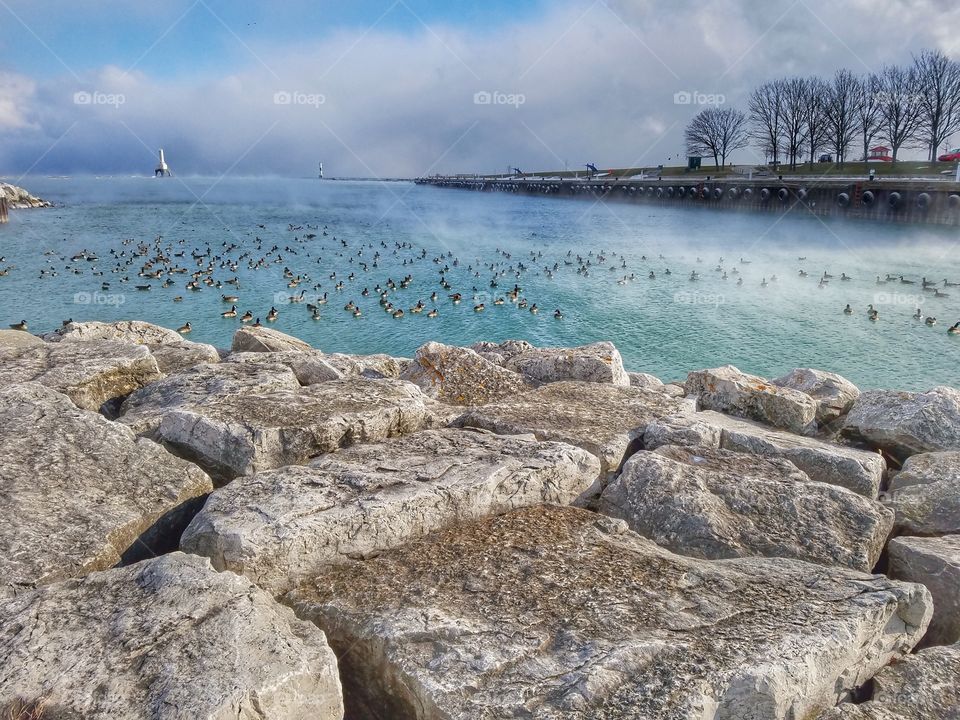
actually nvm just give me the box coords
[415,175,960,226]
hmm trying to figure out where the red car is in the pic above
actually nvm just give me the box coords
[938,147,960,162]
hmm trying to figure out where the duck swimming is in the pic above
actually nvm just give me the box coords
[427,308,438,318]
[177,322,192,334]
[240,311,253,322]
[554,308,563,319]
[266,307,278,322]
[949,322,960,334]
[9,320,27,331]
[843,304,853,314]
[221,305,237,318]
[925,316,937,325]
[914,308,923,319]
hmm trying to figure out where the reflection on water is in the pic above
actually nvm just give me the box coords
[2,175,958,390]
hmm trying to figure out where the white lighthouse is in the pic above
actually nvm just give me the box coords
[155,149,170,177]
[318,161,323,179]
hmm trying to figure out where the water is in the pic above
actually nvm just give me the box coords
[2,175,959,390]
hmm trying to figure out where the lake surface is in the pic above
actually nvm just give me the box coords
[2,175,959,390]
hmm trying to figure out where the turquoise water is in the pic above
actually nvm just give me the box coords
[1,175,959,390]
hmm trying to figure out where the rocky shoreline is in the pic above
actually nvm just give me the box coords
[0,320,957,719]
[0,182,50,209]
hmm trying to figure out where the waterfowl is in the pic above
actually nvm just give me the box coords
[9,320,27,331]
[840,273,852,281]
[427,309,438,318]
[352,308,362,317]
[393,309,404,318]
[529,304,538,314]
[935,289,950,298]
[900,276,916,284]
[843,304,853,314]
[949,322,960,334]
[554,309,563,319]
[221,305,237,318]
[253,318,262,327]
[266,307,278,322]
[222,294,238,303]
[240,311,253,322]
[474,303,485,312]
[914,308,923,319]
[311,309,322,320]
[177,322,192,334]
[173,296,183,303]
[925,316,937,325]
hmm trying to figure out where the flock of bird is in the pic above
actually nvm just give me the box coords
[4,227,960,337]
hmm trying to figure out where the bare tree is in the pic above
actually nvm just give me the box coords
[803,76,830,164]
[684,106,750,168]
[748,81,783,165]
[780,78,809,169]
[853,73,884,164]
[913,49,960,160]
[877,64,925,161]
[824,69,859,163]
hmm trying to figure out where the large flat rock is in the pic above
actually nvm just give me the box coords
[646,410,885,497]
[119,361,302,436]
[155,378,440,479]
[226,350,344,384]
[503,340,631,386]
[0,553,343,719]
[818,644,960,719]
[456,381,690,480]
[840,386,960,460]
[686,364,818,434]
[884,451,960,535]
[182,428,600,595]
[400,341,531,406]
[0,329,43,349]
[232,325,313,352]
[598,445,893,571]
[772,368,860,425]
[322,352,410,379]
[0,340,161,411]
[0,383,212,597]
[288,505,931,720]
[888,535,960,646]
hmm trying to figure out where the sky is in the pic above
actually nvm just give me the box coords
[1,0,958,177]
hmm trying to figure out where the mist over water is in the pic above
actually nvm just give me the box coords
[2,175,959,390]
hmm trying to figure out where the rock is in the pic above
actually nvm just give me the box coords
[0,182,49,208]
[887,535,960,646]
[148,340,221,374]
[686,364,818,434]
[322,352,409,379]
[400,341,531,406]
[818,644,960,719]
[598,445,893,571]
[456,381,690,480]
[772,368,860,424]
[287,505,931,720]
[502,341,630,386]
[628,371,665,391]
[470,339,534,366]
[0,340,161,411]
[884,451,960,535]
[840,386,960,460]
[227,350,343,384]
[0,383,212,597]
[155,378,439,479]
[119,361,302,437]
[0,553,343,719]
[646,410,885,497]
[182,428,600,595]
[0,329,43,349]
[232,325,313,353]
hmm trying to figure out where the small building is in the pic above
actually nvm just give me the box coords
[866,146,893,162]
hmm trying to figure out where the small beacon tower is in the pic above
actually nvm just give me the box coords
[155,149,170,177]
[318,162,324,179]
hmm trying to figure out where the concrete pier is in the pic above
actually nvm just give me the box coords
[415,175,960,226]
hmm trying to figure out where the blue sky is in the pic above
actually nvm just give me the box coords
[1,0,957,176]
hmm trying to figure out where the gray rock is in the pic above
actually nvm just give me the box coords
[663,382,687,397]
[119,361,302,437]
[287,505,931,720]
[322,352,409,379]
[841,386,960,460]
[772,368,860,424]
[643,412,723,450]
[0,340,161,411]
[232,325,313,352]
[628,371,666,391]
[469,339,535,367]
[504,341,631,386]
[0,182,49,208]
[456,380,690,479]
[0,329,44,349]
[884,451,960,535]
[0,553,343,719]
[598,445,893,571]
[888,535,960,646]
[818,644,960,719]
[148,340,221,374]
[182,428,600,595]
[686,364,818,434]
[226,350,343,384]
[0,383,212,597]
[156,379,440,479]
[400,341,531,406]
[44,319,183,345]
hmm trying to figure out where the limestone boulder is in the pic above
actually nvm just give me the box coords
[888,535,960,646]
[0,553,343,719]
[628,371,665,391]
[119,361,302,437]
[226,350,343,384]
[686,364,818,434]
[155,379,439,479]
[884,451,960,535]
[772,368,860,424]
[0,329,43,349]
[400,341,531,406]
[322,352,409,379]
[643,412,723,450]
[598,445,893,571]
[840,386,960,460]
[470,339,534,366]
[149,340,221,374]
[503,341,631,386]
[288,505,931,720]
[0,383,212,597]
[182,428,600,595]
[232,325,313,353]
[0,340,161,411]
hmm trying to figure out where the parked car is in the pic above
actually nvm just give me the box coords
[938,148,960,162]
